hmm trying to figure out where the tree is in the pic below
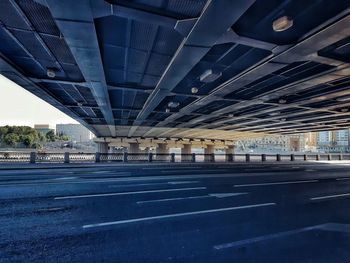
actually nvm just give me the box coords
[22,134,35,147]
[46,130,56,142]
[59,134,70,141]
[4,133,19,146]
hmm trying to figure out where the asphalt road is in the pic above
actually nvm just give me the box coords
[0,162,350,262]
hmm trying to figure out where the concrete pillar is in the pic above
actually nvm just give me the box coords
[64,152,70,163]
[98,142,109,154]
[181,144,191,162]
[30,152,36,164]
[225,145,235,162]
[291,154,295,161]
[128,142,140,154]
[276,154,281,162]
[204,145,214,162]
[156,143,169,161]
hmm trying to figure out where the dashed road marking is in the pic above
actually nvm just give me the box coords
[55,187,207,200]
[234,180,318,187]
[83,202,275,228]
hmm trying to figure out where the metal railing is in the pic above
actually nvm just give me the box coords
[0,152,30,163]
[0,152,350,164]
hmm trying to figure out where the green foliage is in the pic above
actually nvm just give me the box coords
[0,126,70,148]
[46,130,56,142]
[59,134,70,141]
[0,125,44,148]
[3,133,19,146]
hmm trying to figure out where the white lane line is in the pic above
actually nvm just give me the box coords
[137,192,247,204]
[54,187,206,200]
[336,177,350,181]
[137,195,211,204]
[162,169,227,173]
[82,202,275,229]
[234,180,318,187]
[108,181,200,189]
[109,182,170,188]
[168,181,199,185]
[214,224,324,250]
[53,177,78,180]
[142,167,202,170]
[36,207,67,212]
[310,192,350,200]
[0,176,134,187]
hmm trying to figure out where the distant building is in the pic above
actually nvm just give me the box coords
[237,134,305,153]
[317,131,332,146]
[314,130,350,152]
[34,124,53,135]
[305,132,317,151]
[333,130,349,146]
[56,124,92,142]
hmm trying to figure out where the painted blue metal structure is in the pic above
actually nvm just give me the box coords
[0,0,349,138]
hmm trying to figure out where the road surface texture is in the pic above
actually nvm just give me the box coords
[0,162,350,262]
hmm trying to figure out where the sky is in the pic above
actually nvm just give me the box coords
[0,74,78,128]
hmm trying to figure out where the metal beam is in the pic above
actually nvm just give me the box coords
[46,0,116,137]
[158,14,350,129]
[0,54,98,135]
[131,0,256,137]
[90,1,178,29]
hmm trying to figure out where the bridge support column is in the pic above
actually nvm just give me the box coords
[205,145,214,162]
[225,145,235,162]
[181,144,191,162]
[128,143,140,154]
[97,142,109,154]
[156,143,169,161]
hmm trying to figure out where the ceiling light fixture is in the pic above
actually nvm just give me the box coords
[228,113,234,118]
[191,87,198,94]
[168,101,180,108]
[272,16,293,32]
[199,69,222,83]
[278,99,287,104]
[165,108,170,113]
[47,68,56,78]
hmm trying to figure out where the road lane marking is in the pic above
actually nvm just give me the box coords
[234,180,318,187]
[162,169,228,173]
[168,181,199,184]
[142,167,202,170]
[0,176,134,187]
[54,187,206,200]
[53,177,78,180]
[108,181,200,189]
[214,224,325,250]
[36,207,67,212]
[336,177,350,181]
[210,193,247,198]
[82,202,275,228]
[137,192,247,204]
[310,192,350,200]
[137,195,211,204]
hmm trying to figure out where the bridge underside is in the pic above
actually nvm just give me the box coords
[0,0,349,140]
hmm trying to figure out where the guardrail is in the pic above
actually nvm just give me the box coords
[0,152,350,164]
